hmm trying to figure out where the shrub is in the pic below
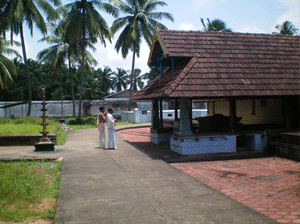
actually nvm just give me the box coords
[67,116,96,125]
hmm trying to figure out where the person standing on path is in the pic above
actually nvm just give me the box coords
[107,108,117,149]
[97,107,107,148]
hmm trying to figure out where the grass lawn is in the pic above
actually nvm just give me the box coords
[0,117,59,136]
[0,117,137,146]
[0,160,62,223]
[0,117,138,223]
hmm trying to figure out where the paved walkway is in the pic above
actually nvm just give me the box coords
[118,127,300,224]
[0,125,277,223]
[173,159,300,224]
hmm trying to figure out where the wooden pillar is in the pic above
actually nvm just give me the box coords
[160,98,163,129]
[252,99,256,115]
[190,98,193,129]
[207,102,209,114]
[151,99,159,130]
[178,97,193,135]
[229,98,237,132]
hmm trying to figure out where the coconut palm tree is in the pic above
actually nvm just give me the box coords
[37,22,98,116]
[57,0,118,118]
[130,68,144,91]
[110,0,174,101]
[141,66,160,83]
[201,18,232,32]
[0,0,61,116]
[112,68,129,92]
[94,66,114,97]
[273,21,298,35]
[0,37,21,89]
[82,75,104,100]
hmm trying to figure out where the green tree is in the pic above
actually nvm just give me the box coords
[57,0,118,118]
[273,21,298,35]
[94,66,114,97]
[130,68,144,91]
[141,66,160,84]
[0,0,61,116]
[111,0,173,101]
[82,74,104,100]
[37,22,97,116]
[201,18,232,32]
[112,68,129,92]
[0,37,21,89]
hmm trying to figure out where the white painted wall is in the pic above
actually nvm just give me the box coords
[0,100,150,118]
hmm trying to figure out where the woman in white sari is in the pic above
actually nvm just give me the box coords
[107,108,117,149]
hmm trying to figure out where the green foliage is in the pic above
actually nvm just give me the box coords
[0,37,20,90]
[55,126,67,145]
[112,68,129,92]
[67,116,96,125]
[273,21,298,35]
[201,18,232,32]
[0,57,151,102]
[115,121,135,126]
[0,59,72,101]
[0,160,62,222]
[131,68,144,90]
[111,0,174,58]
[111,0,173,95]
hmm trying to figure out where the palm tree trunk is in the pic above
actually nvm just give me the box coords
[78,20,86,119]
[68,54,76,117]
[129,42,136,111]
[20,22,32,116]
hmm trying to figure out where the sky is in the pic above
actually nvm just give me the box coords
[9,0,300,75]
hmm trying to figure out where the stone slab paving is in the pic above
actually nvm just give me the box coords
[116,127,300,224]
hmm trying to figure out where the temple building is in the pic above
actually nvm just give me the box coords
[131,29,300,155]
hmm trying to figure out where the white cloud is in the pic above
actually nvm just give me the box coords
[274,0,300,30]
[177,22,196,31]
[237,26,268,34]
[192,0,230,9]
[92,38,150,74]
[193,0,211,8]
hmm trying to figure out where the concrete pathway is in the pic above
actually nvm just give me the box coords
[119,127,300,224]
[0,125,277,223]
[53,126,276,223]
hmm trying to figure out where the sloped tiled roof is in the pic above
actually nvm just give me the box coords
[131,30,300,100]
[104,89,136,99]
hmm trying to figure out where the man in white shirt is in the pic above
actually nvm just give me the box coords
[107,108,117,149]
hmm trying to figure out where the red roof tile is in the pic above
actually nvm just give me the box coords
[131,30,300,100]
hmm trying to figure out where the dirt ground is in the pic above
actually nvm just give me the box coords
[0,198,56,224]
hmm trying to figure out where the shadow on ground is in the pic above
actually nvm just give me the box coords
[126,141,181,161]
[126,140,273,164]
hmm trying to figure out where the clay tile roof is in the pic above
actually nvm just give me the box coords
[131,29,300,100]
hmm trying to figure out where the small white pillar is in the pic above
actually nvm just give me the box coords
[134,108,139,123]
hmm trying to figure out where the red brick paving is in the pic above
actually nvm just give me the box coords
[173,158,300,224]
[117,127,300,224]
[116,127,150,142]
